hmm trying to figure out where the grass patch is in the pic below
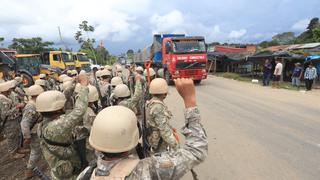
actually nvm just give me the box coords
[214,72,304,91]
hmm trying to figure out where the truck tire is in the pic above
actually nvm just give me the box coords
[164,70,173,85]
[21,73,34,87]
[194,80,201,85]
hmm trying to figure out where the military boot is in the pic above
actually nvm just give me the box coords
[24,169,34,179]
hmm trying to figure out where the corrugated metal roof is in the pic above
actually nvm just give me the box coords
[295,43,320,49]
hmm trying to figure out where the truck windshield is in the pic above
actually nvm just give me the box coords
[78,54,89,61]
[62,53,72,62]
[16,57,40,75]
[173,40,206,54]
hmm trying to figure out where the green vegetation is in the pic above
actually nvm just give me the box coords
[8,37,54,54]
[259,17,320,47]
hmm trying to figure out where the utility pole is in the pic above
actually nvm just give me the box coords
[58,26,68,50]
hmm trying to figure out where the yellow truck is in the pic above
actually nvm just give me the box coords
[40,51,75,71]
[72,52,91,72]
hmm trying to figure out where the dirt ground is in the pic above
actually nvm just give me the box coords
[0,138,49,180]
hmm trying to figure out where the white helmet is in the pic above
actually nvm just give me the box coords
[0,81,16,92]
[39,74,46,79]
[96,70,102,78]
[104,65,112,71]
[144,68,156,77]
[89,106,139,153]
[114,84,130,98]
[116,66,123,72]
[63,80,74,90]
[26,85,44,96]
[136,66,143,72]
[149,78,168,94]
[36,91,66,112]
[62,76,73,83]
[157,69,164,78]
[71,70,78,76]
[100,70,111,77]
[88,85,99,102]
[14,77,23,83]
[35,79,46,86]
[111,77,123,86]
[79,70,86,75]
[58,74,68,83]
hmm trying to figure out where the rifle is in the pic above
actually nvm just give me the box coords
[33,167,50,180]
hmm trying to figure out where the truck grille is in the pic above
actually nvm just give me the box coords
[175,62,206,69]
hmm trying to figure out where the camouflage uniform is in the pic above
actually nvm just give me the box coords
[83,107,96,165]
[47,76,59,90]
[119,80,142,114]
[21,100,42,170]
[38,86,89,180]
[146,97,179,153]
[0,94,22,154]
[77,107,208,180]
[63,85,76,114]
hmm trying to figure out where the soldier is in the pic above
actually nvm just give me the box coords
[109,77,123,105]
[58,74,69,92]
[113,74,142,113]
[99,70,112,108]
[36,73,89,180]
[21,85,44,178]
[143,68,156,100]
[13,76,26,102]
[143,68,156,81]
[47,72,60,91]
[146,78,179,153]
[77,78,208,179]
[0,80,26,159]
[104,65,113,73]
[63,78,76,114]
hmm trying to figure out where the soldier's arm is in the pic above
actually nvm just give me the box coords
[64,86,89,128]
[128,80,142,109]
[151,104,179,149]
[148,107,208,179]
[20,106,37,139]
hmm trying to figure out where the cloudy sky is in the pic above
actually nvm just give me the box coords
[0,0,319,54]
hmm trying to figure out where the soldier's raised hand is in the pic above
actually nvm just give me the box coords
[174,78,196,108]
[77,73,89,86]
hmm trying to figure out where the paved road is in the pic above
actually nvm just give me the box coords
[165,76,320,180]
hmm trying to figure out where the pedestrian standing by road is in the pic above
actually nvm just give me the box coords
[272,59,283,88]
[304,63,318,91]
[77,78,208,180]
[291,62,303,88]
[262,59,272,86]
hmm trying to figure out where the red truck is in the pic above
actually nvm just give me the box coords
[134,34,207,84]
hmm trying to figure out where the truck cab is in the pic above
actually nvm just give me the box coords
[13,54,41,86]
[162,36,207,83]
[72,52,91,72]
[40,51,75,71]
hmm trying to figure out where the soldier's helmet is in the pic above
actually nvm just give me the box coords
[26,85,44,96]
[62,76,73,83]
[89,106,139,153]
[101,69,111,77]
[116,65,123,72]
[114,84,130,98]
[14,76,23,84]
[105,65,112,71]
[157,69,164,78]
[88,85,99,102]
[36,91,66,112]
[96,70,102,78]
[111,77,123,87]
[39,74,46,79]
[58,74,68,83]
[71,70,78,76]
[143,68,156,77]
[63,80,74,90]
[149,78,168,94]
[79,70,86,75]
[35,79,46,86]
[136,66,144,72]
[67,70,72,75]
[0,81,16,92]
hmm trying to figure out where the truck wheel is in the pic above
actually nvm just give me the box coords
[165,70,173,85]
[21,73,34,87]
[194,80,201,85]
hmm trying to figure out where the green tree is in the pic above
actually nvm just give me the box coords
[126,49,134,60]
[272,32,295,45]
[312,28,320,42]
[96,45,110,65]
[259,40,279,48]
[8,37,54,53]
[307,17,320,31]
[75,20,97,63]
